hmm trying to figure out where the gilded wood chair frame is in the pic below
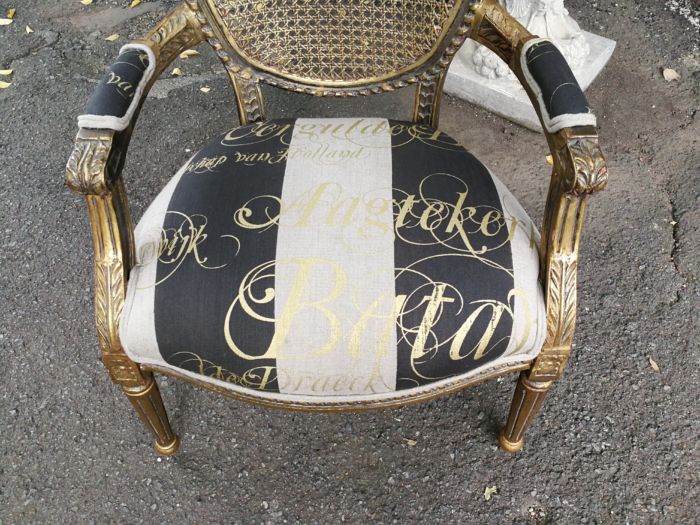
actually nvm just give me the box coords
[65,0,607,455]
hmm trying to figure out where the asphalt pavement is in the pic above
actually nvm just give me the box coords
[0,1,698,523]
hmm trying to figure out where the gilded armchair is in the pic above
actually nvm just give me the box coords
[66,0,607,455]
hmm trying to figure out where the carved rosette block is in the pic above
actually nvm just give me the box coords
[566,137,609,196]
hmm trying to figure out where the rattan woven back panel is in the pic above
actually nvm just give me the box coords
[208,0,462,86]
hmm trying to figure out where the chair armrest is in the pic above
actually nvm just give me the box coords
[64,2,205,388]
[470,0,609,381]
[66,1,204,195]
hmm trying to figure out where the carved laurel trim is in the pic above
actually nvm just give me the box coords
[470,0,530,67]
[65,133,114,195]
[94,260,124,353]
[136,1,205,75]
[544,257,578,345]
[530,171,590,381]
[87,185,144,388]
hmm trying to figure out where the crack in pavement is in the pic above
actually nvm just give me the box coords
[3,30,61,67]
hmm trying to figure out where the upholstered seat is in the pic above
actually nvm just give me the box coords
[120,118,545,407]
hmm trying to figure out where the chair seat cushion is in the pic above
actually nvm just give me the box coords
[120,118,546,407]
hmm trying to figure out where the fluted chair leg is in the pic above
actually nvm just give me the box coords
[499,372,553,453]
[123,374,180,456]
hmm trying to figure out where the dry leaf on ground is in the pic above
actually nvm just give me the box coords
[0,18,13,25]
[130,0,142,7]
[7,8,16,18]
[80,0,94,5]
[200,87,211,93]
[649,356,660,373]
[105,34,120,42]
[171,67,182,76]
[180,50,200,58]
[25,25,32,33]
[0,69,13,76]
[0,81,12,89]
[484,486,498,501]
[663,68,681,81]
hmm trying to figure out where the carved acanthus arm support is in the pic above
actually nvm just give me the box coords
[65,2,205,389]
[470,0,608,383]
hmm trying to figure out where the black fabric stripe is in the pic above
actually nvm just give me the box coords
[153,119,296,392]
[83,49,149,120]
[390,121,515,390]
[526,40,590,119]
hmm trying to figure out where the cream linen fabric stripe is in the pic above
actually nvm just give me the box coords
[275,118,397,396]
[491,174,547,358]
[120,161,191,363]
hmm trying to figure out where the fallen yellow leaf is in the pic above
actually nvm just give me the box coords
[130,0,141,7]
[80,0,94,5]
[7,8,16,19]
[200,87,211,93]
[0,81,12,89]
[0,18,13,25]
[25,25,32,33]
[546,155,553,165]
[105,34,120,42]
[0,69,13,76]
[404,439,417,447]
[649,356,660,373]
[179,49,200,58]
[662,68,681,81]
[484,486,498,501]
[171,67,182,76]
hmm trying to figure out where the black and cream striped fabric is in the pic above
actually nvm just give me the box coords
[120,119,546,403]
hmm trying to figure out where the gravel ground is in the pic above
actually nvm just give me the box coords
[1,1,698,524]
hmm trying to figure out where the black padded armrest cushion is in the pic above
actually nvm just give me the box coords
[78,44,155,131]
[521,38,597,133]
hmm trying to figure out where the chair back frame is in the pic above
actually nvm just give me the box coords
[192,0,477,126]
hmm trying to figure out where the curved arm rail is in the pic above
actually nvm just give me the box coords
[64,2,205,388]
[469,0,609,382]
